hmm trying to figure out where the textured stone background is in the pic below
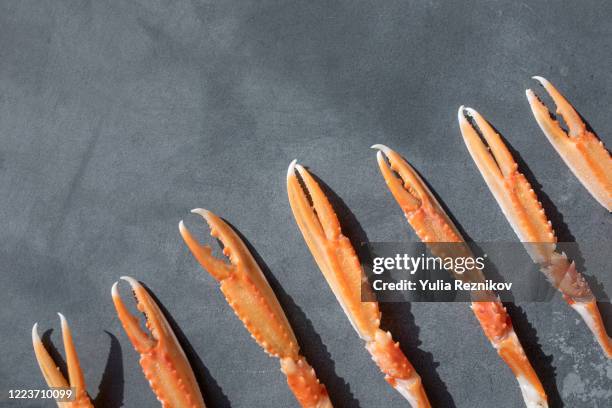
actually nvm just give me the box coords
[1,1,610,407]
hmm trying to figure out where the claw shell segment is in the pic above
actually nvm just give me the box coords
[526,77,612,211]
[32,315,93,407]
[112,277,206,408]
[374,144,548,407]
[287,161,431,407]
[458,107,611,358]
[570,300,612,358]
[179,209,331,407]
[281,358,332,408]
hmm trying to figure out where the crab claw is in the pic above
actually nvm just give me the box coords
[372,145,463,242]
[526,77,612,211]
[112,277,206,407]
[287,160,430,408]
[179,209,331,408]
[458,106,556,264]
[373,144,548,407]
[32,314,93,407]
[372,144,484,280]
[459,107,611,358]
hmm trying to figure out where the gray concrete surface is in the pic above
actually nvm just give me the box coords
[1,1,611,407]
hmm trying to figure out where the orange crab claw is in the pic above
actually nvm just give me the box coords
[373,144,548,408]
[112,276,206,408]
[287,160,430,408]
[32,314,94,408]
[372,144,463,242]
[179,209,331,408]
[526,77,612,211]
[458,107,612,358]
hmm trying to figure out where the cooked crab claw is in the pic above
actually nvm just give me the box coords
[458,106,556,264]
[179,209,332,408]
[32,314,93,408]
[373,144,548,408]
[526,77,612,211]
[287,160,431,408]
[112,276,206,407]
[459,107,612,358]
[372,144,476,267]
